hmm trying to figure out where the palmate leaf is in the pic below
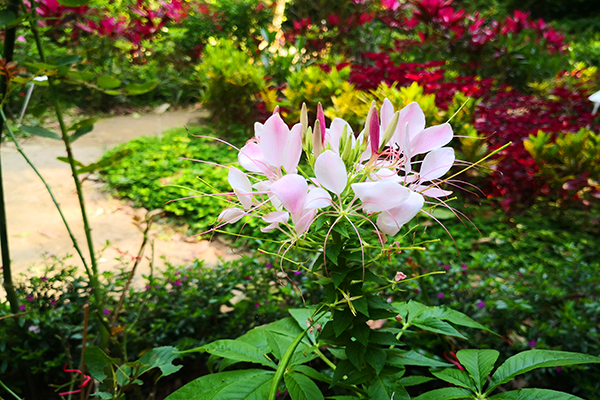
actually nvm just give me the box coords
[488,388,586,400]
[412,387,474,400]
[456,349,499,392]
[284,371,324,400]
[165,369,274,400]
[486,350,600,395]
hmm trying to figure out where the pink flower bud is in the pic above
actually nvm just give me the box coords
[394,271,407,281]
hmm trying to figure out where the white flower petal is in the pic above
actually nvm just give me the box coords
[420,147,455,181]
[351,181,410,213]
[270,174,308,214]
[218,208,245,224]
[315,150,348,196]
[376,191,424,235]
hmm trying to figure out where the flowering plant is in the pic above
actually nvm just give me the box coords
[166,101,600,400]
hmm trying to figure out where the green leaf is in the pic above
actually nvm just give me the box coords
[367,377,392,399]
[0,10,16,28]
[76,148,133,174]
[69,118,96,132]
[456,349,499,392]
[290,365,329,383]
[487,350,600,395]
[70,125,94,142]
[97,75,122,90]
[165,369,274,400]
[407,300,427,322]
[387,349,452,368]
[412,317,467,339]
[138,346,182,381]
[19,125,61,140]
[124,80,159,96]
[425,307,496,334]
[57,156,85,168]
[364,346,387,375]
[488,388,586,400]
[84,346,113,382]
[345,341,366,370]
[201,340,277,369]
[284,372,324,400]
[430,368,476,391]
[57,0,89,6]
[412,387,473,400]
[397,375,435,386]
[90,392,113,399]
[55,55,82,66]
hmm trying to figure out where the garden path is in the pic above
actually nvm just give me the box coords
[2,108,240,286]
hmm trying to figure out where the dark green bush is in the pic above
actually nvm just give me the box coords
[387,203,600,398]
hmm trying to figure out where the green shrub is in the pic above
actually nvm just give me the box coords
[386,203,600,397]
[100,126,238,235]
[0,254,323,398]
[524,128,600,204]
[195,39,266,131]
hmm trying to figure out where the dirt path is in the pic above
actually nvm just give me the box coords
[2,109,239,285]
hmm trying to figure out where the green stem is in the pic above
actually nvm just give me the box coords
[28,7,108,348]
[268,327,309,400]
[0,0,21,315]
[1,109,92,277]
[314,347,336,370]
[0,378,22,400]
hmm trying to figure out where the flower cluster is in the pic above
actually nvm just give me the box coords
[218,100,455,240]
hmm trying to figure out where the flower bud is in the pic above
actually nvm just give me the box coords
[365,101,379,155]
[380,111,399,152]
[313,119,323,158]
[300,102,308,139]
[394,271,407,281]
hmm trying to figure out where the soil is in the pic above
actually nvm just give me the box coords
[1,108,240,288]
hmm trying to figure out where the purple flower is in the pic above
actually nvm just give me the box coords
[103,308,111,315]
[266,263,273,269]
[173,279,182,286]
[556,366,563,373]
[145,285,151,290]
[245,276,252,280]
[294,270,302,275]
[529,339,537,348]
[443,265,450,270]
[255,302,260,307]
[50,300,57,306]
[461,264,468,271]
[27,295,35,302]
[19,304,26,311]
[438,292,445,299]
[41,277,47,282]
[476,300,485,308]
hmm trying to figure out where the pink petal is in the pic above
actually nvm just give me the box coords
[292,209,316,235]
[239,141,268,174]
[270,174,308,214]
[410,123,453,156]
[260,113,290,168]
[317,102,327,145]
[351,181,410,213]
[380,98,395,132]
[229,168,253,209]
[369,105,380,155]
[314,150,347,196]
[263,211,289,223]
[283,124,303,174]
[261,211,289,232]
[389,102,426,149]
[305,187,332,209]
[419,147,455,181]
[327,118,353,153]
[376,191,424,235]
[412,185,453,198]
[218,208,245,224]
